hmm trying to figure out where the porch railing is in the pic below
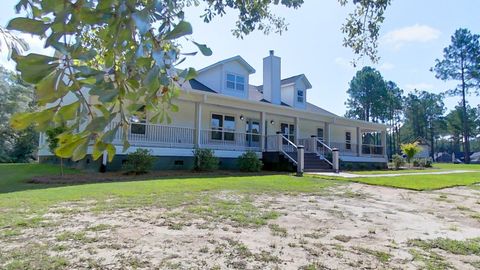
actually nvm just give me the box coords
[199,129,261,151]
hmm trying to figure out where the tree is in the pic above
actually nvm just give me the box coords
[401,142,421,166]
[345,66,387,122]
[0,66,37,162]
[384,81,403,156]
[8,0,391,163]
[445,103,479,158]
[432,28,480,163]
[402,90,445,158]
[45,125,67,176]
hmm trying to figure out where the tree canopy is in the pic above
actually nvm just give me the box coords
[6,0,392,162]
[345,66,388,122]
[432,28,480,163]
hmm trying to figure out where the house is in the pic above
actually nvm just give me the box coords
[38,51,388,171]
[412,137,431,159]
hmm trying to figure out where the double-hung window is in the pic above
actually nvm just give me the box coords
[131,106,146,135]
[226,73,245,91]
[297,90,304,103]
[211,114,235,141]
[345,131,352,150]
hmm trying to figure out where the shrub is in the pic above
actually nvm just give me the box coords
[237,151,263,172]
[123,148,155,174]
[400,142,421,165]
[412,157,433,168]
[193,148,219,171]
[392,154,405,170]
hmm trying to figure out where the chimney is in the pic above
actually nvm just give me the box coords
[263,50,281,104]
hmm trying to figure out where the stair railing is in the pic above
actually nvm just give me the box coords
[311,136,334,167]
[277,133,304,176]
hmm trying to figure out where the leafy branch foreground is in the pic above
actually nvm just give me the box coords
[6,0,390,163]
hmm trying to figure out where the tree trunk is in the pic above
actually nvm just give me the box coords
[60,157,64,176]
[461,64,471,164]
[430,125,435,160]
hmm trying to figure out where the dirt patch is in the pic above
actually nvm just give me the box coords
[2,184,480,269]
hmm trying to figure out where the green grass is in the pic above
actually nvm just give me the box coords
[312,172,480,191]
[350,163,480,175]
[0,163,336,229]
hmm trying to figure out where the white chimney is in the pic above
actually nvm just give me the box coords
[263,50,281,104]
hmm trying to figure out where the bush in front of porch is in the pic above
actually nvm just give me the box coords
[193,148,219,171]
[238,151,263,172]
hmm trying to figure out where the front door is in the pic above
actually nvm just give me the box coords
[280,123,295,143]
[246,120,260,147]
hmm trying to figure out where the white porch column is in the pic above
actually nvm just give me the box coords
[381,129,387,157]
[356,127,361,157]
[294,117,300,145]
[194,102,202,147]
[260,112,266,151]
[325,123,331,145]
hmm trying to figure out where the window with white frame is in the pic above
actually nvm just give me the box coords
[345,131,352,150]
[297,89,304,103]
[211,114,235,141]
[226,73,245,91]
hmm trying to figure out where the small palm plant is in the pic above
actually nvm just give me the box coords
[400,142,421,168]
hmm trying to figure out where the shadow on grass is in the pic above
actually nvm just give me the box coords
[1,163,292,195]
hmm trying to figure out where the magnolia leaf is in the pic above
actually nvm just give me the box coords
[92,141,105,160]
[90,87,119,103]
[132,10,151,35]
[192,41,212,56]
[36,70,67,105]
[170,103,179,112]
[106,144,116,162]
[7,17,49,35]
[85,117,107,132]
[56,101,80,122]
[182,67,197,81]
[10,112,35,130]
[102,125,119,143]
[12,51,59,84]
[71,137,89,161]
[55,136,87,158]
[164,21,192,40]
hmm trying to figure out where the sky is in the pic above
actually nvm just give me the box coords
[1,0,479,116]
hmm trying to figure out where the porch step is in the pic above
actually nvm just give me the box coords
[282,152,333,172]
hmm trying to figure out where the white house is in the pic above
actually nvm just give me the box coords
[38,51,388,171]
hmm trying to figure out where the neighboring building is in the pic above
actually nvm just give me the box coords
[470,152,480,164]
[412,137,431,159]
[38,51,388,171]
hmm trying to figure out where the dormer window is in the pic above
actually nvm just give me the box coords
[297,90,304,103]
[226,73,245,91]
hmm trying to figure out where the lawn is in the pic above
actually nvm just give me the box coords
[2,163,480,269]
[0,163,335,228]
[350,163,480,175]
[313,169,480,191]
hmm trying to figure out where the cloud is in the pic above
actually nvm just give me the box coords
[382,24,441,50]
[0,33,53,71]
[405,83,434,91]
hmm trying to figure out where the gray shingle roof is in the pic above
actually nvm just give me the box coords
[256,74,303,92]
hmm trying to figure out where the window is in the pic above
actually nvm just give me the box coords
[317,128,324,141]
[131,106,146,135]
[345,131,352,150]
[281,123,295,144]
[226,73,245,91]
[246,120,260,146]
[211,114,235,141]
[297,90,304,103]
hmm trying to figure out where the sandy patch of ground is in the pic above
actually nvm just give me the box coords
[1,183,480,269]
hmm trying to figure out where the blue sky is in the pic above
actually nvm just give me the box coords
[1,0,479,116]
